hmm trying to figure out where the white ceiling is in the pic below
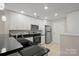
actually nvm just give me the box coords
[5,3,79,20]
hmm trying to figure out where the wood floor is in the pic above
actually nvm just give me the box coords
[41,42,60,56]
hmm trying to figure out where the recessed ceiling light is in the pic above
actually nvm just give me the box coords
[20,11,24,14]
[44,6,48,10]
[34,12,37,16]
[45,17,48,20]
[0,3,5,10]
[54,13,58,16]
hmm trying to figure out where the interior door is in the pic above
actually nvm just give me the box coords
[45,25,52,44]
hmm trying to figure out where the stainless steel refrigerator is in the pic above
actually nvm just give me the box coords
[45,25,52,44]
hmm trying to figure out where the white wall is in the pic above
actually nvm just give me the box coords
[0,11,5,34]
[67,11,79,34]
